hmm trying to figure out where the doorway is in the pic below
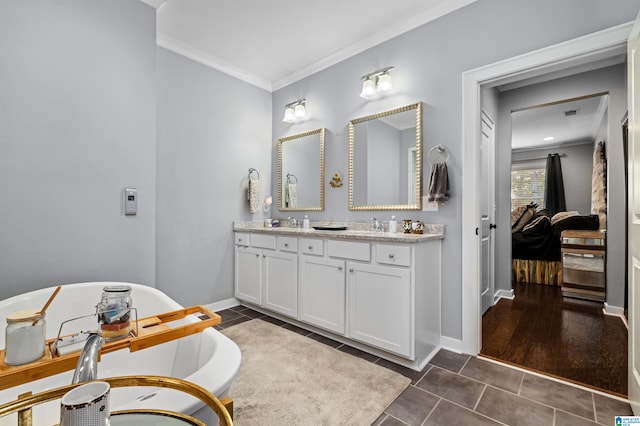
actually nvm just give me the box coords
[480,92,630,395]
[460,22,632,387]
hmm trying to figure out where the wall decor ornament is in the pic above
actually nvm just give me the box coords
[329,171,343,188]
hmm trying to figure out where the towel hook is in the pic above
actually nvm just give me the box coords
[427,145,449,165]
[286,173,298,184]
[248,168,260,180]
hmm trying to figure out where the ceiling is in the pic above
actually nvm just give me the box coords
[511,94,608,151]
[141,0,476,91]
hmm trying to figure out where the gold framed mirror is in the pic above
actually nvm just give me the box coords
[277,128,325,211]
[348,102,422,211]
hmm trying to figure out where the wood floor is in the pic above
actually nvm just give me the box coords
[481,282,628,397]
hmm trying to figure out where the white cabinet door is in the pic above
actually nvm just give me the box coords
[299,255,345,334]
[235,246,262,305]
[262,249,298,318]
[347,262,412,358]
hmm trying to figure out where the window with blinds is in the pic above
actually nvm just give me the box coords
[511,167,545,210]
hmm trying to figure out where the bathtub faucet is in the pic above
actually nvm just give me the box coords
[71,333,105,384]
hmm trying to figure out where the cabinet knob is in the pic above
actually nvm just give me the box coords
[284,243,289,247]
[338,266,343,271]
[263,254,266,258]
[349,268,354,272]
[388,254,395,259]
[255,254,259,257]
[308,246,313,250]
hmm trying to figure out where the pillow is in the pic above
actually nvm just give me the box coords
[511,205,528,227]
[522,215,551,234]
[535,209,551,219]
[551,211,579,225]
[552,214,600,233]
[512,204,537,233]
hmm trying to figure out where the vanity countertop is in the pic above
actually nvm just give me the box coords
[233,221,444,243]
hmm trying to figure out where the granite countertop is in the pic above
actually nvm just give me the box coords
[233,221,444,243]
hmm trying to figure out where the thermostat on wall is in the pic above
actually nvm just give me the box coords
[124,188,137,216]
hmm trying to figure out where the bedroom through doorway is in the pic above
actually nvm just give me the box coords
[480,74,629,396]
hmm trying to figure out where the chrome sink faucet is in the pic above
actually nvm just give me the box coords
[71,333,104,384]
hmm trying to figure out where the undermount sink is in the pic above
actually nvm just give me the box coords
[312,225,348,231]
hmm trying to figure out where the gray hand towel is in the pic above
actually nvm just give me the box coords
[427,162,449,202]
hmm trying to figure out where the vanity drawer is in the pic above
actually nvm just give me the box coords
[251,233,277,249]
[376,244,411,267]
[235,233,250,246]
[327,240,370,261]
[301,238,324,256]
[278,236,298,253]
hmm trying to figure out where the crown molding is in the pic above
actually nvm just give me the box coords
[155,0,476,92]
[157,32,272,92]
[271,0,477,91]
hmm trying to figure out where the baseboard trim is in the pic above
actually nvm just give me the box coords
[440,336,465,354]
[603,302,625,317]
[205,297,241,312]
[494,289,515,302]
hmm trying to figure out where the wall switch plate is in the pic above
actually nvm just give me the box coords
[422,196,439,211]
[124,188,137,215]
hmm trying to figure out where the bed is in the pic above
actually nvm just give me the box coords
[511,204,599,286]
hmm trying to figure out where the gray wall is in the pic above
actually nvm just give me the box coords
[494,64,627,309]
[156,47,271,306]
[271,0,637,340]
[511,142,594,214]
[0,0,157,300]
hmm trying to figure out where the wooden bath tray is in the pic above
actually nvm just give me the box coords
[0,305,220,391]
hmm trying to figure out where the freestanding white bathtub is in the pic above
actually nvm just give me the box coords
[0,282,241,425]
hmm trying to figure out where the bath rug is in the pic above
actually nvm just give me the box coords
[221,319,410,426]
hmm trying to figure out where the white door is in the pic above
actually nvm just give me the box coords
[235,246,262,305]
[262,249,298,318]
[347,262,412,357]
[628,13,640,412]
[480,111,496,314]
[299,256,346,334]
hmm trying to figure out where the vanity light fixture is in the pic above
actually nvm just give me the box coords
[283,99,306,123]
[359,67,395,100]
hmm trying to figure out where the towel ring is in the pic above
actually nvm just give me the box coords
[248,168,260,180]
[287,173,298,184]
[427,145,449,165]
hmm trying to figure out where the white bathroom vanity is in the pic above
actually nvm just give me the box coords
[233,222,443,371]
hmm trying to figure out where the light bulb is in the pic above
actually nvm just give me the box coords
[294,103,306,119]
[376,72,393,95]
[359,78,378,100]
[282,106,295,123]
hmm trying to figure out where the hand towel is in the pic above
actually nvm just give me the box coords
[286,182,297,208]
[248,177,260,214]
[427,162,449,203]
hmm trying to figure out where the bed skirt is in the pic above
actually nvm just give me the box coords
[512,259,562,286]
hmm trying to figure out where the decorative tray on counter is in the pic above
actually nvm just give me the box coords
[0,305,220,391]
[312,225,348,231]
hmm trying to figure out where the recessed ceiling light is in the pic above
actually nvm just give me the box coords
[543,136,555,141]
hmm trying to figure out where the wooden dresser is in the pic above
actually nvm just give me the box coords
[561,230,606,302]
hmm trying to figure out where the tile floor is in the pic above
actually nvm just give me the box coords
[215,305,633,426]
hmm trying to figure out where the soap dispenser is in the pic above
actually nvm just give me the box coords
[389,216,397,234]
[303,215,310,230]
